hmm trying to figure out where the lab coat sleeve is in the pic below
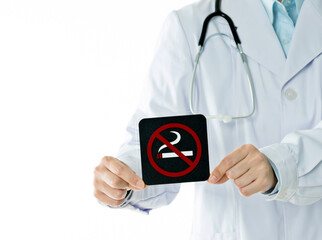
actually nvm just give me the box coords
[260,121,322,205]
[110,11,194,214]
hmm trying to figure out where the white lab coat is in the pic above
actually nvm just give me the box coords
[115,0,322,239]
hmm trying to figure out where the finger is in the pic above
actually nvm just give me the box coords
[94,190,125,207]
[226,158,251,180]
[216,174,230,184]
[239,179,262,197]
[209,146,249,183]
[103,157,146,190]
[94,178,128,200]
[96,165,129,189]
[207,173,229,184]
[234,169,257,188]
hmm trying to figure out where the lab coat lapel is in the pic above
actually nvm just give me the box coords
[282,0,322,84]
[223,0,286,77]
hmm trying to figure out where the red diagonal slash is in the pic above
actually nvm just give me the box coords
[156,133,194,166]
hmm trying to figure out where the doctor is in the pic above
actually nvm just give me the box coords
[93,0,322,239]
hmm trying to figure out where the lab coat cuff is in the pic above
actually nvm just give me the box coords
[99,190,132,209]
[101,189,150,215]
[260,143,298,202]
[120,189,151,215]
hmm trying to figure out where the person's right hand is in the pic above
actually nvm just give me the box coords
[93,156,146,207]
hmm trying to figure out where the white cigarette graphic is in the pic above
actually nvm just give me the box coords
[157,131,193,159]
[157,150,193,159]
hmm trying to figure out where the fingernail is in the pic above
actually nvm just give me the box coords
[208,175,217,184]
[136,179,145,189]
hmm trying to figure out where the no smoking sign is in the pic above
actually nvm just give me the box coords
[139,114,210,185]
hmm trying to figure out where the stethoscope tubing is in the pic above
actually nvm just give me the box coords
[190,3,256,123]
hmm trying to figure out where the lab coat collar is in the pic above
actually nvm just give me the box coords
[261,0,275,24]
[222,0,286,77]
[222,0,322,83]
[282,0,322,83]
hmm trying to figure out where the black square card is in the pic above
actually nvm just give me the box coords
[138,114,210,185]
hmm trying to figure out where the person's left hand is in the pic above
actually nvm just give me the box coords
[207,144,277,197]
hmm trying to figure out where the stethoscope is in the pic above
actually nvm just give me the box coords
[190,0,256,123]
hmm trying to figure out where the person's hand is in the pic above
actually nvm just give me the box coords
[93,156,146,207]
[207,144,277,197]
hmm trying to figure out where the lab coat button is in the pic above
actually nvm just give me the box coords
[284,88,297,101]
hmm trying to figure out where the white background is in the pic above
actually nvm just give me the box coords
[0,0,197,239]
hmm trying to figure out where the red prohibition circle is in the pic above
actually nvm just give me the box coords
[147,123,202,177]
